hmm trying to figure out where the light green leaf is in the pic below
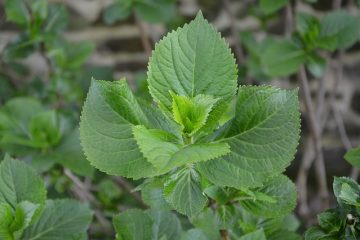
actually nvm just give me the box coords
[240,229,266,240]
[31,0,48,20]
[147,12,237,122]
[133,125,230,172]
[261,40,306,77]
[190,208,220,240]
[339,183,360,207]
[113,209,153,240]
[260,0,289,15]
[134,0,176,23]
[23,199,93,240]
[198,86,300,188]
[132,125,181,171]
[345,146,360,169]
[320,11,360,49]
[164,142,230,170]
[0,203,13,239]
[239,175,297,218]
[4,0,30,26]
[45,5,69,34]
[164,168,208,216]
[171,93,219,136]
[317,208,343,233]
[80,79,157,179]
[0,156,46,208]
[10,201,40,239]
[139,178,171,210]
[306,54,326,78]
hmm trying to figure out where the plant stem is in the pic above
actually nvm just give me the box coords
[298,65,329,210]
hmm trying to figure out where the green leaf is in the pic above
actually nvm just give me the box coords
[304,226,331,240]
[333,177,360,207]
[317,208,344,233]
[190,208,220,239]
[0,156,46,208]
[306,54,326,78]
[147,209,183,240]
[240,175,297,218]
[147,12,237,121]
[31,0,48,20]
[4,0,30,26]
[171,93,219,136]
[3,33,36,61]
[139,178,171,210]
[134,0,176,23]
[345,146,360,169]
[261,40,306,77]
[198,86,300,188]
[80,79,157,179]
[44,4,69,34]
[181,229,208,240]
[52,129,94,177]
[239,229,266,240]
[103,0,132,24]
[113,209,182,240]
[320,11,360,50]
[23,199,93,240]
[260,0,289,15]
[164,168,208,216]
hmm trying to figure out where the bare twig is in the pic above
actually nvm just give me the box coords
[298,66,329,210]
[64,169,113,235]
[112,176,147,208]
[220,229,229,240]
[134,13,152,57]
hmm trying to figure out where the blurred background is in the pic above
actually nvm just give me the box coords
[0,0,360,238]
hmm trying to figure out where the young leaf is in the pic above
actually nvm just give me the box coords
[22,199,93,240]
[133,125,230,173]
[132,125,181,171]
[164,168,208,216]
[239,175,297,218]
[80,79,157,179]
[147,12,237,119]
[317,208,344,233]
[171,93,219,136]
[261,40,306,77]
[0,203,13,239]
[0,156,46,208]
[9,201,40,239]
[198,86,300,188]
[320,11,360,50]
[345,146,360,169]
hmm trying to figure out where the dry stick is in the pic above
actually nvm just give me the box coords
[134,13,152,57]
[112,176,148,208]
[64,169,113,235]
[298,66,329,210]
[223,0,246,70]
[330,52,358,179]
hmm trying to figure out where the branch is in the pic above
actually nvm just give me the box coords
[297,66,329,210]
[64,169,113,235]
[134,13,152,57]
[112,176,148,208]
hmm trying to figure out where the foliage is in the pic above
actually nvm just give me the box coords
[80,12,301,238]
[0,155,93,240]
